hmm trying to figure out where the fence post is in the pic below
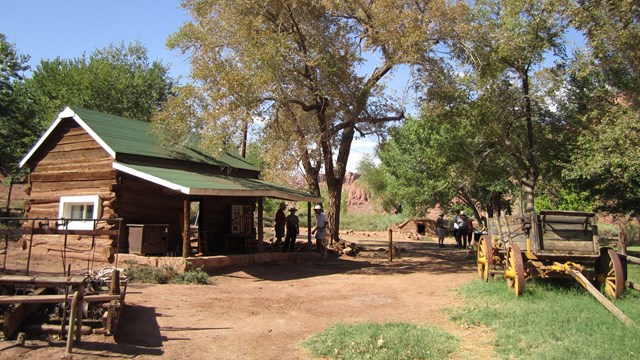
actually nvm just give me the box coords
[388,228,393,262]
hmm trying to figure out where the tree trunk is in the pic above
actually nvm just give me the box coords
[618,218,628,255]
[521,70,539,215]
[325,180,343,245]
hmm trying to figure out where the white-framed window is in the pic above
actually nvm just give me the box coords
[58,195,101,230]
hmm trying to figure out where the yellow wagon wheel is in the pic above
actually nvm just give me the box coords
[477,235,493,282]
[596,248,624,299]
[505,243,525,296]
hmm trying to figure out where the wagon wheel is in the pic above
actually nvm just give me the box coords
[477,235,493,282]
[505,243,525,296]
[595,248,624,299]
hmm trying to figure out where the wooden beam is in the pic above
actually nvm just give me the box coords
[0,275,86,287]
[0,294,122,304]
[0,229,119,236]
[2,287,53,338]
[567,269,635,327]
[182,199,189,258]
[258,197,264,252]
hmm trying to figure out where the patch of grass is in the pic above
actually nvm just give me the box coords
[124,262,210,285]
[450,277,640,360]
[302,322,458,360]
[340,213,411,232]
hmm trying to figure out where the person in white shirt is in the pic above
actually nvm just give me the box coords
[311,204,328,259]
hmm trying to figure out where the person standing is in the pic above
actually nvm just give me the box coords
[466,215,475,249]
[475,214,488,244]
[274,201,286,251]
[311,204,328,259]
[283,207,299,252]
[453,210,462,248]
[457,211,469,249]
[436,213,446,248]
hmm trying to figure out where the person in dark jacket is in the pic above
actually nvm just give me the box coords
[283,207,299,252]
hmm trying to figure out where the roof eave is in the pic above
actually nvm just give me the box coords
[19,107,116,168]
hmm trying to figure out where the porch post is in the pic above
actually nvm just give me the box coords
[257,197,264,252]
[307,202,312,247]
[182,198,189,258]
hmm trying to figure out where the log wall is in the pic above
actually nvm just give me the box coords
[22,120,118,261]
[115,174,184,254]
[25,120,117,221]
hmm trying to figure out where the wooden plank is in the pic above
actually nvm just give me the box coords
[541,230,593,242]
[568,269,635,327]
[2,287,53,338]
[0,229,119,236]
[544,222,592,231]
[0,294,72,304]
[29,170,117,182]
[0,275,86,287]
[540,239,596,252]
[539,210,595,217]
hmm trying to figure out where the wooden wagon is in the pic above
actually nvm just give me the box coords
[476,210,625,301]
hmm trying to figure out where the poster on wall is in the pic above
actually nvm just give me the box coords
[231,205,242,234]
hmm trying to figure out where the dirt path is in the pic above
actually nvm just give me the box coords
[0,238,495,359]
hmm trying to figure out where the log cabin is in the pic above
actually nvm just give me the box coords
[18,107,321,261]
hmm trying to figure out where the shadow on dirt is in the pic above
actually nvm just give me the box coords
[211,241,478,282]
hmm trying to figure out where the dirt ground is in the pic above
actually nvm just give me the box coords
[0,233,495,360]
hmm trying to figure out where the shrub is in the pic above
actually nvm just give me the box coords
[124,263,210,285]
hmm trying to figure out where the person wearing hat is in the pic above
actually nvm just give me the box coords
[311,204,328,259]
[283,207,299,252]
[274,201,287,250]
[436,212,446,248]
[457,211,469,249]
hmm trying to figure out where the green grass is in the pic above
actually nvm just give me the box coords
[124,262,210,285]
[450,276,640,360]
[302,322,459,360]
[295,212,410,232]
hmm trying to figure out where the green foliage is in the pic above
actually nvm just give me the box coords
[534,188,597,212]
[451,278,640,359]
[573,0,640,107]
[563,105,640,214]
[158,0,463,241]
[0,34,40,176]
[302,322,459,360]
[26,41,175,124]
[174,267,211,285]
[124,263,210,285]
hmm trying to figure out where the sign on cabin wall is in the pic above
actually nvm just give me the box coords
[231,205,253,234]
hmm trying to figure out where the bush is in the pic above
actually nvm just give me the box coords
[124,262,210,285]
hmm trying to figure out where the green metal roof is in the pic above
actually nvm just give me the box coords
[19,107,321,202]
[20,107,259,172]
[114,162,323,202]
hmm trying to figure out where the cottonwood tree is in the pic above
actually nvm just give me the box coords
[154,0,462,242]
[456,0,571,215]
[363,65,517,218]
[558,1,640,215]
[26,41,175,123]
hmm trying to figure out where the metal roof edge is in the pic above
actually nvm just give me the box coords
[113,162,190,194]
[69,107,117,158]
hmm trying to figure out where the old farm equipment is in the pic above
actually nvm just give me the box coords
[476,210,633,326]
[0,217,127,352]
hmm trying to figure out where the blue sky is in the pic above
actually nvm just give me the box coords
[1,0,379,172]
[2,0,191,81]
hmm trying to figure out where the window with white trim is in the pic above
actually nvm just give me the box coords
[58,195,101,230]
